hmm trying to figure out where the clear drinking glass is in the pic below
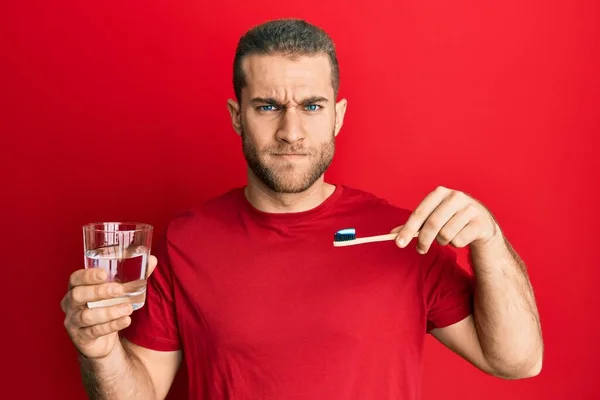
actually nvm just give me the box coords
[83,222,153,310]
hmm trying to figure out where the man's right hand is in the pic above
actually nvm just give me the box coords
[61,256,158,360]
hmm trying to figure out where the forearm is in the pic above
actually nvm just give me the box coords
[470,226,543,377]
[79,341,157,400]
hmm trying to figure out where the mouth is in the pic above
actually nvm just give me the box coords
[270,153,309,161]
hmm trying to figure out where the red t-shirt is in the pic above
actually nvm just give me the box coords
[122,185,474,399]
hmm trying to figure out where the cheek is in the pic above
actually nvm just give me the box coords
[243,115,276,142]
[303,112,335,134]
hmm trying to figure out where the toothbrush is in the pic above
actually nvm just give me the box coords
[332,228,419,247]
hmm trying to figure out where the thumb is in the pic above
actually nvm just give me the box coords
[390,225,404,234]
[147,255,158,277]
[390,224,419,248]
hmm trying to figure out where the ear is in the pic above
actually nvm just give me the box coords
[334,98,348,137]
[227,99,242,136]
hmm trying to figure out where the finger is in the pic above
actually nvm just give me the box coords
[78,316,132,341]
[390,225,420,237]
[147,255,158,277]
[416,191,472,253]
[436,204,478,246]
[396,186,451,248]
[70,282,124,307]
[60,294,69,313]
[415,195,463,253]
[69,268,107,290]
[449,221,481,248]
[72,303,133,328]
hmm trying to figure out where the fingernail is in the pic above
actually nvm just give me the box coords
[397,238,406,247]
[417,248,426,254]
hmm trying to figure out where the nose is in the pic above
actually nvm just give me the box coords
[275,108,304,144]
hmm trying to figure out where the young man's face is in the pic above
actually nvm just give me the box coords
[228,54,347,193]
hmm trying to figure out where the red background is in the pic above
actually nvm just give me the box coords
[2,1,599,399]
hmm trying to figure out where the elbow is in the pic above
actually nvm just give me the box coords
[514,356,543,379]
[489,354,543,380]
[526,355,543,377]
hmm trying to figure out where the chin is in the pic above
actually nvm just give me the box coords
[251,158,329,194]
[268,174,319,194]
[269,180,313,194]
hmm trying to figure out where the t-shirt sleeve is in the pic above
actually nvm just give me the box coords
[421,243,475,332]
[121,234,181,351]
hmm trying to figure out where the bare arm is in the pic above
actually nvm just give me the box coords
[433,230,543,379]
[393,186,544,379]
[79,338,181,400]
[62,260,182,400]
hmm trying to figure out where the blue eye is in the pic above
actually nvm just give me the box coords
[306,104,320,112]
[259,105,276,112]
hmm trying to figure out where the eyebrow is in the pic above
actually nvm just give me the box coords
[249,96,329,106]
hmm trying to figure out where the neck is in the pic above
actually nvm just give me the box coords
[244,171,335,213]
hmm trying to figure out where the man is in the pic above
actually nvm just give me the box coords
[61,19,543,399]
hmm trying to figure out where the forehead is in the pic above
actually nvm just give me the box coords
[241,54,333,99]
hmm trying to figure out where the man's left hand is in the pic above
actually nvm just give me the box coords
[391,186,500,254]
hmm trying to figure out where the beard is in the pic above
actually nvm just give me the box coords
[241,128,335,194]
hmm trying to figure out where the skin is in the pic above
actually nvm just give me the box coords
[227,54,347,213]
[61,52,542,400]
[61,257,180,399]
[391,188,543,378]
